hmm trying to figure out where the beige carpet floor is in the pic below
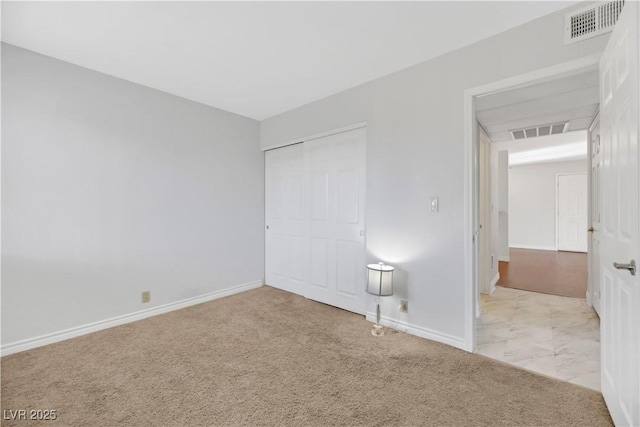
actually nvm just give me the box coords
[1,286,611,426]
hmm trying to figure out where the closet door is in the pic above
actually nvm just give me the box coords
[264,127,366,315]
[305,128,366,314]
[265,143,306,294]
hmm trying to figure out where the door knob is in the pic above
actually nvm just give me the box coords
[613,259,636,276]
[588,227,595,232]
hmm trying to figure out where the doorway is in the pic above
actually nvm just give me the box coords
[469,63,601,391]
[464,56,603,351]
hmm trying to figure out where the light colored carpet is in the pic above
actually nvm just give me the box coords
[1,286,611,426]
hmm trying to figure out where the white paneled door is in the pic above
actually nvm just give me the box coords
[557,173,588,252]
[305,129,366,314]
[599,2,639,425]
[265,128,366,314]
[265,143,306,295]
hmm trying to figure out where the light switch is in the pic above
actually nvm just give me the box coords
[430,197,439,212]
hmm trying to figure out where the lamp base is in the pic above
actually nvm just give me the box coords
[371,323,384,336]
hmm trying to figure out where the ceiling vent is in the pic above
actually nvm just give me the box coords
[511,123,568,140]
[565,0,625,44]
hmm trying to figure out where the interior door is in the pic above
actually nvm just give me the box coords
[305,128,366,314]
[265,143,306,295]
[599,2,640,425]
[557,173,588,252]
[589,115,602,314]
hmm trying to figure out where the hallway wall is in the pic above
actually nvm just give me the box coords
[509,160,587,250]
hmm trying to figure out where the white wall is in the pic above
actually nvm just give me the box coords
[509,160,587,250]
[1,44,264,346]
[259,5,607,347]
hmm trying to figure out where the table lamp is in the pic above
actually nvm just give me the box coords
[366,262,394,336]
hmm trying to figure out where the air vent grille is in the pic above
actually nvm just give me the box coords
[511,123,568,140]
[538,126,551,136]
[571,8,596,39]
[565,0,624,44]
[600,0,625,28]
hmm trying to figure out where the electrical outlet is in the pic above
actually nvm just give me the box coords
[141,291,151,303]
[400,300,408,313]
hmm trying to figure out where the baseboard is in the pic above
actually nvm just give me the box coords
[509,244,556,251]
[365,312,466,351]
[489,273,500,294]
[1,280,263,356]
[498,256,509,262]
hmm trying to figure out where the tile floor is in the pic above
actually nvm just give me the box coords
[477,286,601,391]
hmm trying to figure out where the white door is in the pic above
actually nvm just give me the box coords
[557,174,588,252]
[305,128,367,314]
[589,116,602,314]
[265,128,366,315]
[599,2,639,425]
[265,143,306,295]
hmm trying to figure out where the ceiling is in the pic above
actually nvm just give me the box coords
[476,68,599,142]
[1,1,577,121]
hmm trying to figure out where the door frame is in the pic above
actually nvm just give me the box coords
[463,53,601,352]
[478,126,490,295]
[555,172,588,253]
[586,112,600,309]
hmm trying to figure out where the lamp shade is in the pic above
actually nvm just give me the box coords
[366,262,394,296]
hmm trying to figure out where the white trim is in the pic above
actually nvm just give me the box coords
[464,54,601,354]
[1,281,263,356]
[509,244,558,251]
[463,82,476,353]
[365,312,466,351]
[489,272,500,294]
[261,122,367,152]
[498,255,510,262]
